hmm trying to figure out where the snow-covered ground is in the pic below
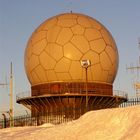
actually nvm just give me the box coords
[0,105,140,140]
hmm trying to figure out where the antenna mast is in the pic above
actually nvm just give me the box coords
[9,62,14,127]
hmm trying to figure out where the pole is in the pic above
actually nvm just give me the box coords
[85,67,88,112]
[10,62,14,127]
[80,59,90,112]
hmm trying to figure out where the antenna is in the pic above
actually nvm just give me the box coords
[0,75,8,87]
[66,0,73,13]
[126,38,140,97]
[138,38,140,50]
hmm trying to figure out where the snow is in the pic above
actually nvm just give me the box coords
[0,105,140,140]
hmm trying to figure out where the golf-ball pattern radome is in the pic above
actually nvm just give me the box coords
[24,13,119,86]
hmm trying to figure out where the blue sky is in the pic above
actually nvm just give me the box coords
[0,0,140,116]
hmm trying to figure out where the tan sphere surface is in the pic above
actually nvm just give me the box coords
[24,13,119,86]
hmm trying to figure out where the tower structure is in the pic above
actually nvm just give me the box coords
[126,39,140,96]
[17,13,127,118]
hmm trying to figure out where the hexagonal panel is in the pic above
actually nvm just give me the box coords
[56,73,71,81]
[81,50,99,65]
[39,51,56,70]
[100,52,112,71]
[110,37,117,51]
[88,18,102,30]
[71,25,85,35]
[55,57,71,72]
[34,65,48,82]
[100,28,112,45]
[71,35,89,53]
[27,73,34,85]
[85,28,101,41]
[47,26,61,42]
[109,64,118,76]
[42,18,57,30]
[56,28,73,45]
[64,43,82,60]
[90,39,106,54]
[58,13,77,19]
[105,46,118,64]
[77,16,92,27]
[26,41,33,59]
[28,54,39,71]
[69,61,82,80]
[33,39,46,55]
[101,70,109,82]
[46,70,57,81]
[90,64,102,81]
[108,65,117,83]
[31,71,41,84]
[45,43,63,61]
[107,75,114,84]
[31,31,47,45]
[57,19,77,27]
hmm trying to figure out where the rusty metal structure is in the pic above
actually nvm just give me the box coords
[17,82,127,117]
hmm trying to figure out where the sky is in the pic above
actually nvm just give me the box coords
[0,0,140,116]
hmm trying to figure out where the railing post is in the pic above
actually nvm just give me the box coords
[2,114,6,128]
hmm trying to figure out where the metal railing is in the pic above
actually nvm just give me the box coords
[113,90,128,98]
[120,97,140,107]
[16,89,128,101]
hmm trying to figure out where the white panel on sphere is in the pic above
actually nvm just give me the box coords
[85,28,101,41]
[90,64,102,81]
[57,19,77,27]
[58,14,77,19]
[45,43,63,61]
[55,58,71,72]
[31,31,47,45]
[56,28,73,45]
[71,25,85,35]
[77,16,92,27]
[31,71,41,84]
[39,51,56,70]
[33,39,46,55]
[34,65,48,83]
[46,70,57,81]
[105,46,117,64]
[42,18,57,30]
[100,52,112,71]
[64,43,82,60]
[28,55,39,71]
[88,18,102,30]
[69,61,83,80]
[71,35,89,53]
[56,73,71,81]
[25,41,33,59]
[82,50,99,65]
[90,39,106,54]
[100,28,112,46]
[47,26,61,42]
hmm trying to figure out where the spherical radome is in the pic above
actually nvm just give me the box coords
[24,13,119,86]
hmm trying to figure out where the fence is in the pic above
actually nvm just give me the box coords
[1,97,140,129]
[0,107,88,129]
[120,97,140,107]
